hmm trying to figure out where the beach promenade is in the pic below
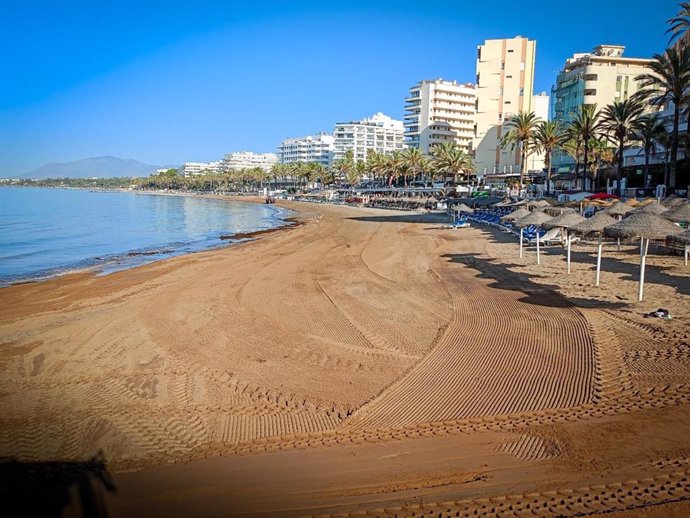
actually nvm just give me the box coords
[1,199,690,516]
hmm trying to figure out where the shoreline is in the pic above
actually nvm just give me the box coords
[1,200,689,517]
[0,192,296,290]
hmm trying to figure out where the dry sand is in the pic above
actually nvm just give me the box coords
[1,199,690,516]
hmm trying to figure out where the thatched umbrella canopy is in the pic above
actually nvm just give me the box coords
[667,230,690,266]
[604,213,682,241]
[454,203,474,214]
[428,196,439,203]
[604,213,683,301]
[605,201,635,217]
[571,211,617,235]
[625,198,640,206]
[542,212,585,230]
[514,211,553,263]
[500,207,530,222]
[662,202,690,223]
[633,201,669,215]
[662,196,686,208]
[529,199,552,209]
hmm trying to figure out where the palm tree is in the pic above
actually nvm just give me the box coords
[386,151,405,186]
[600,98,645,194]
[430,142,476,184]
[531,121,567,196]
[667,2,690,43]
[631,114,667,188]
[500,111,541,191]
[401,147,427,185]
[636,46,690,189]
[567,104,602,190]
[588,138,616,189]
[333,150,355,185]
[365,150,386,185]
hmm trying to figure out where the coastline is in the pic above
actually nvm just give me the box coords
[0,191,295,289]
[1,199,689,517]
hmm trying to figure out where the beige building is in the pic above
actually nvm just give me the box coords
[474,36,538,176]
[551,45,653,171]
[221,151,278,172]
[403,79,476,154]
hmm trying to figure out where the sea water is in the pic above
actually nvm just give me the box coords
[0,187,289,285]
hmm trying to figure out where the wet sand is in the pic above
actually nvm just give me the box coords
[1,199,689,516]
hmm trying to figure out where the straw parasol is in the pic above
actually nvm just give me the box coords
[662,202,690,223]
[604,201,635,217]
[529,199,552,209]
[542,212,585,230]
[571,211,618,286]
[514,211,553,263]
[604,213,683,301]
[662,196,686,208]
[543,212,585,273]
[633,201,669,215]
[666,230,690,266]
[625,198,640,206]
[501,207,530,222]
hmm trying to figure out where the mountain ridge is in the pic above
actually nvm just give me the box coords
[20,156,177,179]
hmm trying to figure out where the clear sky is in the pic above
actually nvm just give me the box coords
[0,0,680,175]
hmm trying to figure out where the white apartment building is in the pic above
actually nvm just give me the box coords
[404,79,476,154]
[221,151,278,172]
[551,45,654,172]
[333,112,406,161]
[474,36,538,177]
[181,161,222,177]
[278,133,334,166]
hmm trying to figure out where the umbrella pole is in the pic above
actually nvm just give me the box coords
[617,215,622,252]
[536,229,541,265]
[595,235,603,286]
[567,233,572,274]
[685,245,688,267]
[520,228,523,258]
[638,237,649,302]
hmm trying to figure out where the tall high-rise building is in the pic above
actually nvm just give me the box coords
[333,112,406,161]
[551,45,653,172]
[474,36,538,176]
[278,133,334,166]
[221,151,278,172]
[404,79,476,154]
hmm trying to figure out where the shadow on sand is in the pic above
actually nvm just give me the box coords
[0,452,116,517]
[347,213,449,225]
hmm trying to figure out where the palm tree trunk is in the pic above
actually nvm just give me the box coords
[670,104,680,189]
[546,150,552,196]
[583,138,590,191]
[617,137,624,196]
[643,147,650,189]
[519,141,526,194]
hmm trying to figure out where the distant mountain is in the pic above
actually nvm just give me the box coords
[21,156,176,179]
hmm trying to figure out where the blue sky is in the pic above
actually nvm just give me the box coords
[0,0,680,175]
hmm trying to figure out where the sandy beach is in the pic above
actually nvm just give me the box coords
[1,198,690,517]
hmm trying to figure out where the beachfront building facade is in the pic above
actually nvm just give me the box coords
[221,151,278,172]
[333,112,406,162]
[181,161,222,177]
[403,79,476,154]
[550,45,653,172]
[474,36,538,178]
[278,133,335,166]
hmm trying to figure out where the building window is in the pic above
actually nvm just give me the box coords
[519,87,524,96]
[584,74,598,81]
[584,89,596,96]
[506,75,512,79]
[501,62,505,70]
[477,47,482,60]
[507,49,514,53]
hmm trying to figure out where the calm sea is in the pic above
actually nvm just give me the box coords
[0,187,289,286]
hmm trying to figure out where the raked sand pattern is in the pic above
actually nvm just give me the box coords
[2,199,690,517]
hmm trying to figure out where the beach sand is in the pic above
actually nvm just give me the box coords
[1,199,689,516]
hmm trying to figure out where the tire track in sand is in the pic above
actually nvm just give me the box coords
[343,253,595,432]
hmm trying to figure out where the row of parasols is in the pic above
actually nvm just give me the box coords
[459,198,690,302]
